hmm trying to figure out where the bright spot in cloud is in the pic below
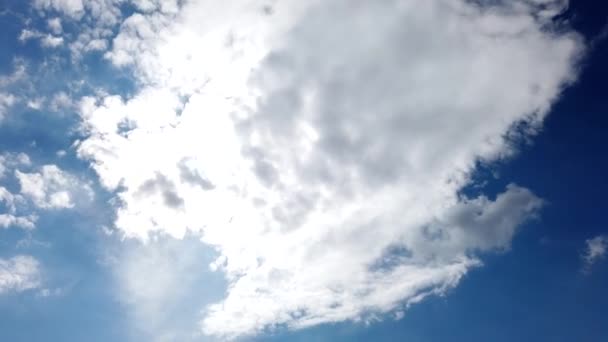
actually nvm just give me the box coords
[28,0,585,339]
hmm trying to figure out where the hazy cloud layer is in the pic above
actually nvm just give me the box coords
[25,0,584,338]
[108,237,225,342]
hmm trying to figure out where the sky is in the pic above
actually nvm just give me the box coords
[0,0,607,341]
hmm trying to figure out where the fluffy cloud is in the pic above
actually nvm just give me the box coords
[15,165,85,209]
[0,153,92,230]
[0,255,41,294]
[15,165,74,208]
[0,154,37,230]
[30,0,125,57]
[0,152,30,178]
[0,186,37,229]
[33,0,86,19]
[582,235,608,273]
[48,17,63,34]
[71,0,582,339]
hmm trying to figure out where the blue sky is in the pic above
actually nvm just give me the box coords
[0,1,607,341]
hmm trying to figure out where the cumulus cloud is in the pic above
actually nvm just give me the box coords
[0,153,30,178]
[29,0,125,57]
[0,213,37,230]
[68,0,582,339]
[41,35,64,48]
[0,255,41,294]
[15,164,93,209]
[0,186,37,230]
[582,235,608,273]
[34,0,86,19]
[48,17,63,34]
[1,153,91,230]
[0,154,37,230]
[19,28,64,48]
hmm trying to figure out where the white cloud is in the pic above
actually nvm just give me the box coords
[0,182,37,230]
[34,0,85,19]
[19,28,64,48]
[0,152,31,179]
[0,92,16,121]
[131,0,180,14]
[0,214,37,230]
[582,235,608,273]
[49,91,75,112]
[41,35,64,48]
[1,153,90,230]
[0,60,27,87]
[27,97,45,110]
[48,17,63,34]
[72,0,582,339]
[0,60,28,121]
[0,255,41,294]
[18,29,43,42]
[110,237,225,342]
[0,185,37,230]
[30,0,125,57]
[15,164,92,209]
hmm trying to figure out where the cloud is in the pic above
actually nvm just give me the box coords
[0,61,28,121]
[582,235,608,273]
[26,0,181,60]
[0,153,92,230]
[15,165,91,209]
[109,236,226,342]
[0,154,37,230]
[0,152,30,178]
[0,213,37,230]
[29,0,125,57]
[0,93,17,120]
[0,59,71,120]
[18,29,41,42]
[19,28,64,48]
[0,255,41,294]
[41,35,64,48]
[47,17,63,34]
[33,0,86,20]
[68,0,582,339]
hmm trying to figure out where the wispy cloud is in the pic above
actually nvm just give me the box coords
[582,235,608,274]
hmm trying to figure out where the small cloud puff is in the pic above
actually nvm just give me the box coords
[16,165,79,209]
[582,235,608,274]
